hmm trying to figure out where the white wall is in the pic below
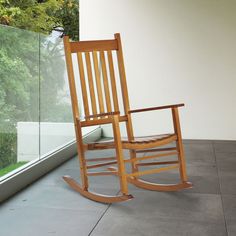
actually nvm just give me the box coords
[17,122,74,162]
[80,0,236,140]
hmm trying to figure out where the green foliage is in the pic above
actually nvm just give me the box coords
[56,0,79,40]
[0,161,27,177]
[0,46,32,121]
[39,36,72,121]
[0,132,17,169]
[0,0,79,40]
[0,1,78,173]
[0,0,21,25]
[0,26,39,123]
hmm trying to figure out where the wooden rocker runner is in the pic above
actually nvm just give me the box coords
[63,33,192,203]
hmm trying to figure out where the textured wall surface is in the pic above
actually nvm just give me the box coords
[80,0,236,140]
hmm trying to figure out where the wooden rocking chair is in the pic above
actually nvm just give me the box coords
[63,33,192,203]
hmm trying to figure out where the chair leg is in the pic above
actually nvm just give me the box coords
[75,120,89,191]
[172,108,188,182]
[112,115,129,195]
[62,118,133,203]
[176,140,188,182]
[125,116,139,175]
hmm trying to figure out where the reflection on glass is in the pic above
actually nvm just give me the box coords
[0,25,39,177]
[39,34,74,157]
[0,25,95,180]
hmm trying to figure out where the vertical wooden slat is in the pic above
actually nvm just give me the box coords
[63,36,88,189]
[63,37,80,119]
[92,51,105,114]
[77,52,90,118]
[100,51,112,112]
[85,52,97,117]
[107,50,119,112]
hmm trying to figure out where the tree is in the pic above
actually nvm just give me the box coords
[0,0,79,124]
[0,0,79,40]
[0,0,79,168]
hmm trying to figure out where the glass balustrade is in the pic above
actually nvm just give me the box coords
[0,25,95,180]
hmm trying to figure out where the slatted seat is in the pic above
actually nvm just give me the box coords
[63,33,192,203]
[86,134,177,150]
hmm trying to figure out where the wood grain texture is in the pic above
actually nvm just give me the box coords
[127,177,193,191]
[70,39,118,52]
[124,151,178,163]
[63,175,133,203]
[126,165,179,177]
[129,104,184,114]
[85,52,97,117]
[86,161,117,169]
[63,36,88,190]
[112,115,129,194]
[107,50,119,111]
[63,33,192,203]
[100,51,112,112]
[172,107,188,182]
[77,52,90,118]
[92,51,105,114]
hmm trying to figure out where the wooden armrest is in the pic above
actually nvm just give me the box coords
[84,111,120,119]
[128,103,184,114]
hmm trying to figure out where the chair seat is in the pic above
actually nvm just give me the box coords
[86,133,177,150]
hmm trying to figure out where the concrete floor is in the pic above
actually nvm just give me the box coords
[0,140,236,236]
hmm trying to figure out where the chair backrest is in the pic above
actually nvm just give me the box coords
[63,33,131,124]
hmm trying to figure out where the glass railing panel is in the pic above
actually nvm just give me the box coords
[0,25,99,180]
[39,34,75,157]
[0,25,40,177]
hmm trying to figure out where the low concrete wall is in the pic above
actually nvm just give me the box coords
[17,122,96,162]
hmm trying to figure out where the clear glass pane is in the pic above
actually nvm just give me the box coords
[0,25,40,177]
[0,26,98,180]
[39,34,75,157]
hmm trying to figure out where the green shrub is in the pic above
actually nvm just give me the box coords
[0,131,17,169]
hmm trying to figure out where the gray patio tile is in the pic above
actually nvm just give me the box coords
[218,175,236,195]
[183,139,213,144]
[34,166,81,187]
[1,139,234,236]
[105,191,224,224]
[222,194,236,221]
[227,220,236,236]
[184,142,215,165]
[216,152,236,194]
[0,205,102,236]
[90,214,227,236]
[216,157,236,194]
[221,195,236,236]
[216,152,236,172]
[186,163,218,177]
[2,183,108,211]
[58,156,80,169]
[213,141,236,153]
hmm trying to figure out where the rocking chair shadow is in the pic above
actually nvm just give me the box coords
[63,33,192,203]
